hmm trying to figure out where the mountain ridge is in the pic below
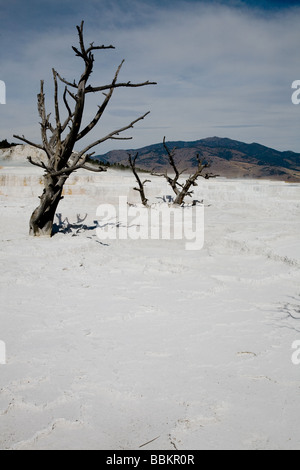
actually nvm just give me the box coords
[93,136,300,182]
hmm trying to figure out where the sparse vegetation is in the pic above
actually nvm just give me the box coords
[0,139,17,149]
[87,157,150,173]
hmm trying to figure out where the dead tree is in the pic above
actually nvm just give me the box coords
[14,21,156,236]
[153,137,218,205]
[151,137,186,199]
[128,153,151,207]
[172,154,218,205]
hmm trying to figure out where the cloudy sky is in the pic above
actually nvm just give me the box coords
[1,0,300,154]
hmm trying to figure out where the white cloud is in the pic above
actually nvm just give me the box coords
[1,1,300,153]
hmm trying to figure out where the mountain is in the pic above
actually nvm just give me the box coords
[93,137,300,182]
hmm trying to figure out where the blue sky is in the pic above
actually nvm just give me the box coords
[1,0,300,154]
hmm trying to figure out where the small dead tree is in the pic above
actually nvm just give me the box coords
[152,137,185,199]
[153,137,218,205]
[128,153,151,207]
[14,21,156,236]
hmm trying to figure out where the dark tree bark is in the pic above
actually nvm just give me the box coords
[152,137,185,199]
[14,21,156,236]
[173,155,218,205]
[29,174,67,236]
[128,153,151,207]
[153,137,218,206]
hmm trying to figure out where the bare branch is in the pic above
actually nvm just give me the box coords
[45,113,55,134]
[128,152,150,206]
[59,87,75,134]
[63,86,72,118]
[13,134,44,150]
[47,149,106,177]
[154,139,218,205]
[27,156,48,170]
[163,136,179,180]
[75,111,151,160]
[76,21,86,57]
[200,172,220,180]
[52,69,62,141]
[72,45,85,59]
[151,168,167,178]
[48,159,106,177]
[66,88,78,102]
[36,80,53,160]
[56,72,78,89]
[85,79,157,94]
[173,153,219,205]
[86,44,115,54]
[80,163,107,173]
[76,60,125,142]
[152,139,183,197]
[110,136,133,141]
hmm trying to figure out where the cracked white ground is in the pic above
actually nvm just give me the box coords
[0,162,300,450]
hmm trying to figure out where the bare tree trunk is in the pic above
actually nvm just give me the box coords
[29,174,68,236]
[173,175,198,205]
[13,21,156,237]
[155,138,218,205]
[152,137,183,196]
[128,153,151,207]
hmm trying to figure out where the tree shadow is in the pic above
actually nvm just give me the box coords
[52,213,111,246]
[53,213,99,236]
[155,195,174,204]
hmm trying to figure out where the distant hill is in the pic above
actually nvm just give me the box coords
[93,137,300,182]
